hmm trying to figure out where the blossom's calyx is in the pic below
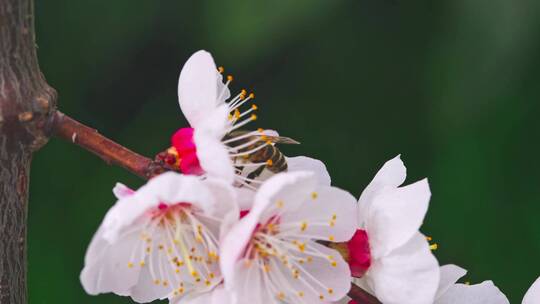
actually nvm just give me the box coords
[220,171,358,304]
[171,50,299,186]
[328,229,372,278]
[80,172,238,303]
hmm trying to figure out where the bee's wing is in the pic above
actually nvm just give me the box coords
[265,136,300,145]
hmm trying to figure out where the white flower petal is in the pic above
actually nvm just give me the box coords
[280,185,357,242]
[216,73,231,103]
[102,173,215,243]
[435,281,509,304]
[235,187,256,211]
[282,242,352,303]
[220,207,261,288]
[175,285,233,304]
[253,171,317,223]
[287,156,331,186]
[228,242,349,304]
[358,155,406,225]
[113,183,134,199]
[80,227,142,296]
[436,264,467,299]
[221,172,316,287]
[178,50,220,128]
[366,179,431,258]
[230,260,278,304]
[197,104,230,137]
[194,130,235,184]
[366,233,439,304]
[523,277,540,304]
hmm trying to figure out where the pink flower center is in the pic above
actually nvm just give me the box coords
[347,229,372,277]
[171,128,204,175]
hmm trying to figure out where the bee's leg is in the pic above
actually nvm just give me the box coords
[246,165,266,183]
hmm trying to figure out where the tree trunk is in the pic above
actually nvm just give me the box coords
[0,0,56,303]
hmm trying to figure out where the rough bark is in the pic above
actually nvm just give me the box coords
[0,0,56,303]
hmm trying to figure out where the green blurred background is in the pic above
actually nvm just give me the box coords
[29,0,540,303]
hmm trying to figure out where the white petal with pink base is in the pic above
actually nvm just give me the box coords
[169,50,326,189]
[80,172,238,303]
[220,171,357,304]
[350,155,440,304]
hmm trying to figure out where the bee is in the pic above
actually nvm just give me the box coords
[223,130,299,182]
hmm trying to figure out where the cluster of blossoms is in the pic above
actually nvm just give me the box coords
[80,51,540,304]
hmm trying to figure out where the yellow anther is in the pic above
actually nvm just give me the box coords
[331,261,337,267]
[175,268,180,273]
[209,272,215,279]
[329,221,335,227]
[430,243,438,251]
[127,262,134,268]
[307,257,313,263]
[139,261,145,267]
[465,281,471,285]
[319,295,325,300]
[178,287,184,293]
[249,92,255,99]
[311,192,318,199]
[205,280,211,286]
[146,247,151,253]
[300,221,308,231]
[234,109,241,119]
[163,281,169,287]
[332,214,337,220]
[251,114,258,121]
[426,236,433,241]
[195,278,201,282]
[260,135,268,141]
[154,279,160,285]
[218,66,224,73]
[328,288,334,294]
[298,243,306,252]
[191,270,199,277]
[328,235,335,241]
[298,259,305,264]
[264,264,271,272]
[277,292,285,300]
[276,200,284,208]
[167,147,178,157]
[266,140,272,145]
[241,89,247,96]
[257,127,264,133]
[251,104,258,110]
[227,75,234,82]
[298,291,304,297]
[158,244,164,250]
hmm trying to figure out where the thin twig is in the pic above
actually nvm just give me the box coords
[51,111,170,179]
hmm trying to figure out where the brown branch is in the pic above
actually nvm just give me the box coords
[348,283,382,304]
[51,111,171,179]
